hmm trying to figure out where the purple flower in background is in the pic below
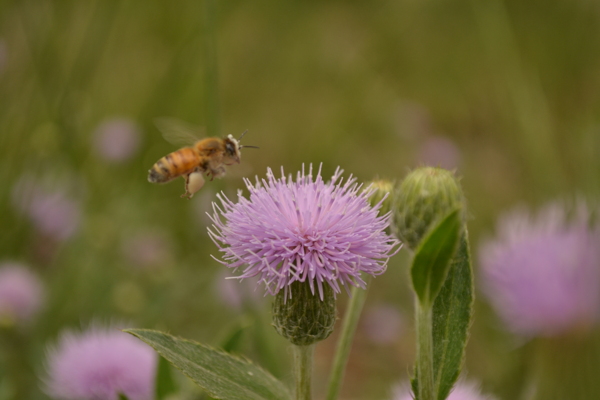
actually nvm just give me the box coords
[93,118,141,162]
[417,135,461,170]
[214,270,264,311]
[208,165,399,298]
[479,202,600,336]
[12,176,81,241]
[361,304,405,345]
[0,263,44,325]
[393,381,496,400]
[122,231,172,269]
[45,327,157,400]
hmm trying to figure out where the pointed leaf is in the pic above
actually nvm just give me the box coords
[431,233,474,400]
[411,209,462,306]
[125,329,291,400]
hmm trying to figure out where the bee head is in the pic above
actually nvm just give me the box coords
[224,135,242,163]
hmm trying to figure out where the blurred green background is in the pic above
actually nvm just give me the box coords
[1,0,599,399]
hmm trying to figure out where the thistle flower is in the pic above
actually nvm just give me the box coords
[93,118,141,162]
[45,326,157,400]
[393,381,496,400]
[0,263,44,326]
[208,165,399,298]
[479,202,600,336]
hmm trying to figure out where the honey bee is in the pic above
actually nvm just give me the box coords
[148,118,257,199]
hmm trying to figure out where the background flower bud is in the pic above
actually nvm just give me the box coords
[367,179,394,218]
[393,167,464,250]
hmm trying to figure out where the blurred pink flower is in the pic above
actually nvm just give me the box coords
[361,304,404,345]
[0,263,44,325]
[12,176,81,241]
[479,202,600,336]
[45,327,157,400]
[393,381,496,400]
[417,135,461,170]
[93,118,141,162]
[214,270,264,311]
[122,231,172,269]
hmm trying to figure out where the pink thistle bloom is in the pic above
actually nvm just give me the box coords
[45,327,157,400]
[0,263,44,325]
[93,118,141,162]
[208,165,400,298]
[479,202,600,336]
[393,381,496,400]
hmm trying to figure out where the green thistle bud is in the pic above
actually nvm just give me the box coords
[272,281,336,346]
[393,167,464,250]
[367,179,394,217]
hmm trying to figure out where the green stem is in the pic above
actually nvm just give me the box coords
[292,344,314,400]
[325,283,369,400]
[416,303,435,400]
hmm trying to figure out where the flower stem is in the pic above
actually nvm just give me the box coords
[325,283,369,400]
[416,302,435,400]
[292,344,314,400]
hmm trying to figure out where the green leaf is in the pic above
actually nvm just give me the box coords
[125,329,291,400]
[219,321,249,353]
[118,395,129,400]
[155,354,177,400]
[411,208,462,307]
[431,233,474,400]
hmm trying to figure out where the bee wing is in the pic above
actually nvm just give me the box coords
[154,117,206,146]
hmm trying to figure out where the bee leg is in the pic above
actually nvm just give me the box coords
[181,174,193,199]
[208,166,226,180]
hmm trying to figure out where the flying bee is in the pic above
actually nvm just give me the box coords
[148,118,258,199]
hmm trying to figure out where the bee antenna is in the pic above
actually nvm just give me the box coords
[238,130,249,142]
[240,145,259,149]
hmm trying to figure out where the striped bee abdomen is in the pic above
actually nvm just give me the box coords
[148,147,200,183]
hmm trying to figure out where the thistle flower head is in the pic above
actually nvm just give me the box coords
[45,326,157,400]
[208,165,400,298]
[479,201,600,336]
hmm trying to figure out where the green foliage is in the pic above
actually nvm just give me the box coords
[410,209,462,307]
[431,234,474,400]
[125,329,291,400]
[155,355,177,400]
[411,233,474,400]
[219,321,249,353]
